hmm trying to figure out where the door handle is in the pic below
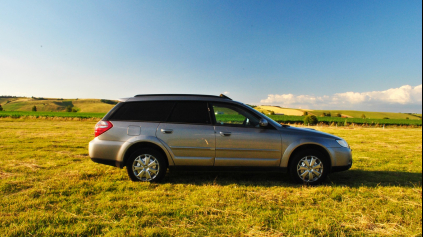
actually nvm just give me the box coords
[220,131,231,137]
[161,129,173,134]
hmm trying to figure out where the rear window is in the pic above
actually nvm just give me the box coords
[167,101,210,124]
[109,101,175,122]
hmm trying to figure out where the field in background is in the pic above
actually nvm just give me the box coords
[256,106,305,116]
[0,111,421,126]
[268,115,423,126]
[0,111,105,119]
[0,97,117,113]
[0,119,421,236]
[255,105,421,120]
[1,97,421,121]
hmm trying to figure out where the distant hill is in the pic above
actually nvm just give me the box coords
[254,105,421,120]
[0,97,118,113]
[1,97,420,120]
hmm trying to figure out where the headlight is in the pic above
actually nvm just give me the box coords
[336,140,349,148]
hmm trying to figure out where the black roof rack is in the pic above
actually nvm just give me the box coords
[134,94,232,100]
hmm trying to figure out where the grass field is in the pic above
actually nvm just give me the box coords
[268,115,423,126]
[255,106,305,116]
[310,110,421,120]
[252,105,421,120]
[1,96,421,122]
[1,111,421,127]
[0,97,117,113]
[0,119,421,236]
[0,111,105,119]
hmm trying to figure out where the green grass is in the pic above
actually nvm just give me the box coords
[267,115,422,126]
[0,119,421,236]
[0,112,421,126]
[1,97,117,113]
[310,110,422,120]
[0,97,20,105]
[0,111,105,119]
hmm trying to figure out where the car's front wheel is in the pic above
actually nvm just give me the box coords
[289,149,330,185]
[126,148,167,183]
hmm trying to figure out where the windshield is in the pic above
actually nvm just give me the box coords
[243,104,282,128]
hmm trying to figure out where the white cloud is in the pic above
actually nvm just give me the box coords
[260,84,422,112]
[223,91,230,95]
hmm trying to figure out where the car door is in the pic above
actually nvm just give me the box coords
[156,101,216,166]
[212,102,282,167]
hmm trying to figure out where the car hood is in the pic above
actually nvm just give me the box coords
[281,126,342,140]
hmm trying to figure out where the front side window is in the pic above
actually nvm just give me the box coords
[167,101,210,124]
[212,103,260,127]
[109,101,175,122]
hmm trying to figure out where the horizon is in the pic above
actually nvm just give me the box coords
[0,94,421,114]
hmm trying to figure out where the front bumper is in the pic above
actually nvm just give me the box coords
[331,146,352,172]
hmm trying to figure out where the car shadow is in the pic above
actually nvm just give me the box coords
[164,170,422,188]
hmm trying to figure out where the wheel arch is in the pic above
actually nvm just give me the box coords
[286,144,333,171]
[121,142,171,168]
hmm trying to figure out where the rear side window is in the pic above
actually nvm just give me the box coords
[167,101,210,124]
[109,101,175,122]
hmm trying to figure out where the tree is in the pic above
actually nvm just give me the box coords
[0,104,3,111]
[304,115,318,125]
[32,106,37,112]
[66,105,72,112]
[361,114,366,119]
[303,111,308,116]
[336,113,342,117]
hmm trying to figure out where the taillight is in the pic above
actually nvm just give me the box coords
[95,121,113,137]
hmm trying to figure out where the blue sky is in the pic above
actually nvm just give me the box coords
[0,0,422,112]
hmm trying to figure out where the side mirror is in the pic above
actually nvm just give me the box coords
[259,119,268,127]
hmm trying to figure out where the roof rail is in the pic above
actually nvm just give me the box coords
[133,94,232,100]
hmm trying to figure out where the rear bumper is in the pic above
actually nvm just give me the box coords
[89,139,126,168]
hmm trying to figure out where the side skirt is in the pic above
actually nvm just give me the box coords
[169,166,288,173]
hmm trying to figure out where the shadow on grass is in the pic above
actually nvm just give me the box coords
[164,170,422,188]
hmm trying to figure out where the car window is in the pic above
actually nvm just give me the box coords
[109,101,175,122]
[212,103,260,127]
[167,101,211,124]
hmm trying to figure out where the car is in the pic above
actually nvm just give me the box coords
[89,94,352,185]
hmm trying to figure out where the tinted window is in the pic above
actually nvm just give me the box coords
[110,101,175,121]
[167,101,210,124]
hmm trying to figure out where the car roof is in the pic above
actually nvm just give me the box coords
[119,94,233,102]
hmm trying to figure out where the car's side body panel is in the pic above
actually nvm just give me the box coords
[156,123,216,166]
[214,126,282,166]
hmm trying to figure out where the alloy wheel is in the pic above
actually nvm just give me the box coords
[132,154,160,181]
[297,156,324,182]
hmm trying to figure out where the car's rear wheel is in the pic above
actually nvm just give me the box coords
[126,148,167,182]
[289,149,330,185]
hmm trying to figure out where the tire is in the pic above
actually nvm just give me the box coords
[289,149,330,185]
[126,148,167,183]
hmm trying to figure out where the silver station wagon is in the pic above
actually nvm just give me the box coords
[89,94,352,185]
